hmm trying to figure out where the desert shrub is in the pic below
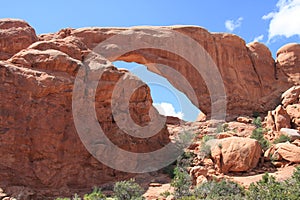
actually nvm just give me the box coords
[113,179,144,200]
[83,187,106,200]
[198,136,213,159]
[253,116,262,128]
[160,191,171,198]
[282,166,300,199]
[246,173,286,200]
[246,167,300,200]
[162,163,176,178]
[216,123,229,133]
[200,143,212,158]
[178,196,197,200]
[250,127,270,151]
[177,151,196,168]
[171,166,192,198]
[273,134,291,144]
[56,198,70,200]
[202,135,215,143]
[193,179,245,199]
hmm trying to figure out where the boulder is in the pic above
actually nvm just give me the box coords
[265,143,300,163]
[207,137,261,173]
[276,143,300,163]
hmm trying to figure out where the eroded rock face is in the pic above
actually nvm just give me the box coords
[265,86,300,140]
[0,19,38,60]
[0,20,170,198]
[276,43,300,85]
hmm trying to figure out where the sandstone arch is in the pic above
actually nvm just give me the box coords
[70,26,298,119]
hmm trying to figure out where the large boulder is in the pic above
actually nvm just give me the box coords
[207,137,261,173]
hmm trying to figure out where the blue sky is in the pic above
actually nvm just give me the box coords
[1,0,299,121]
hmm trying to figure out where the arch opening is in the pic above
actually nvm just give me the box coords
[113,61,201,122]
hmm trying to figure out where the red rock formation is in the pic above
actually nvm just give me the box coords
[45,26,298,118]
[265,86,300,140]
[0,19,170,198]
[0,19,38,60]
[0,18,299,197]
[276,43,300,85]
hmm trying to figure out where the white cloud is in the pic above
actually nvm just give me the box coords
[263,0,300,41]
[153,102,184,119]
[262,12,275,20]
[253,34,264,42]
[225,17,243,32]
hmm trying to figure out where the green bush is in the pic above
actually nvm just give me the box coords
[281,166,300,199]
[173,166,300,200]
[246,173,286,200]
[246,167,300,200]
[216,123,229,133]
[202,135,215,143]
[253,116,262,128]
[273,134,291,144]
[84,187,106,200]
[177,151,196,168]
[162,163,176,178]
[73,194,82,200]
[193,179,245,199]
[250,127,270,151]
[160,191,171,198]
[199,136,213,159]
[113,179,144,200]
[171,166,192,198]
[178,196,197,200]
[200,143,212,158]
